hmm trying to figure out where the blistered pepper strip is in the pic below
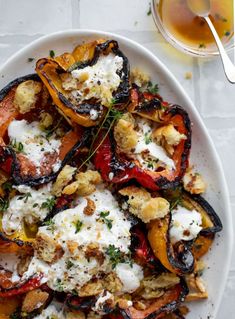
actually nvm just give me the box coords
[0,274,43,297]
[121,280,188,319]
[93,92,191,191]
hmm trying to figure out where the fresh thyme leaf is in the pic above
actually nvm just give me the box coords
[110,97,118,105]
[144,132,152,145]
[41,197,56,211]
[74,219,83,233]
[9,139,24,153]
[18,192,32,203]
[106,244,124,269]
[147,81,159,94]
[66,260,75,270]
[49,50,55,58]
[44,219,56,232]
[27,57,34,62]
[147,3,151,16]
[0,197,9,212]
[170,197,182,211]
[33,203,39,208]
[55,278,64,292]
[99,211,113,230]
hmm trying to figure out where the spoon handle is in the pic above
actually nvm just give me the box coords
[205,16,235,84]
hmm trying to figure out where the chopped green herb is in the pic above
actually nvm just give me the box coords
[74,219,83,233]
[9,139,24,153]
[147,3,151,16]
[99,211,113,230]
[44,219,56,232]
[66,260,75,270]
[33,203,39,208]
[110,97,118,106]
[55,278,64,292]
[49,50,55,58]
[146,81,159,94]
[170,197,182,211]
[41,197,56,211]
[18,192,32,203]
[106,244,124,269]
[27,57,34,62]
[199,43,206,49]
[0,197,9,212]
[144,132,152,145]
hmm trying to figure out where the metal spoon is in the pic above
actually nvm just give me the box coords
[187,0,235,83]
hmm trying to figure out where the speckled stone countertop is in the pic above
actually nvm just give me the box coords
[0,0,234,316]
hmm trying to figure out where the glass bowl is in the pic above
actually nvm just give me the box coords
[151,0,234,57]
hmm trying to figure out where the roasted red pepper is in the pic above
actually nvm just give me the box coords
[0,274,43,297]
[93,89,191,191]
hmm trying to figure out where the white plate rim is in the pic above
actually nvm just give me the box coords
[0,29,233,318]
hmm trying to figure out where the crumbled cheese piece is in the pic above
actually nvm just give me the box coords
[115,263,143,293]
[90,109,99,120]
[70,53,123,106]
[8,120,61,174]
[24,186,132,293]
[14,80,42,114]
[170,206,202,243]
[2,184,53,235]
[92,291,114,314]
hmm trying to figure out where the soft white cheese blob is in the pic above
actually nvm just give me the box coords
[134,119,175,170]
[34,304,64,319]
[115,263,144,293]
[71,53,123,106]
[170,206,202,243]
[8,119,61,173]
[2,184,53,235]
[24,186,133,293]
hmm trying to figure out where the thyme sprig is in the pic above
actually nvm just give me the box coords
[78,106,123,170]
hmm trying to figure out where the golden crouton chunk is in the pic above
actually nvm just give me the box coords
[22,289,49,313]
[63,170,102,196]
[34,233,64,263]
[52,165,77,196]
[103,272,123,293]
[83,198,96,216]
[183,167,206,194]
[114,115,138,154]
[79,280,103,297]
[153,124,186,147]
[130,68,150,87]
[39,112,53,129]
[66,311,86,319]
[14,80,42,114]
[119,186,170,223]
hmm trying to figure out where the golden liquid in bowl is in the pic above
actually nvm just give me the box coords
[158,0,234,50]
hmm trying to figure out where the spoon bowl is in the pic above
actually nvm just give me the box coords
[187,0,235,83]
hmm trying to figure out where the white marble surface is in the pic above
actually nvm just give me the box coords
[0,0,234,316]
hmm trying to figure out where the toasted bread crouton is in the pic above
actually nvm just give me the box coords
[22,289,49,312]
[14,80,42,114]
[103,272,123,293]
[79,280,103,297]
[83,198,96,216]
[34,233,64,263]
[119,186,170,223]
[52,165,77,196]
[63,170,102,196]
[130,68,150,87]
[183,167,206,194]
[114,114,138,154]
[39,112,53,129]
